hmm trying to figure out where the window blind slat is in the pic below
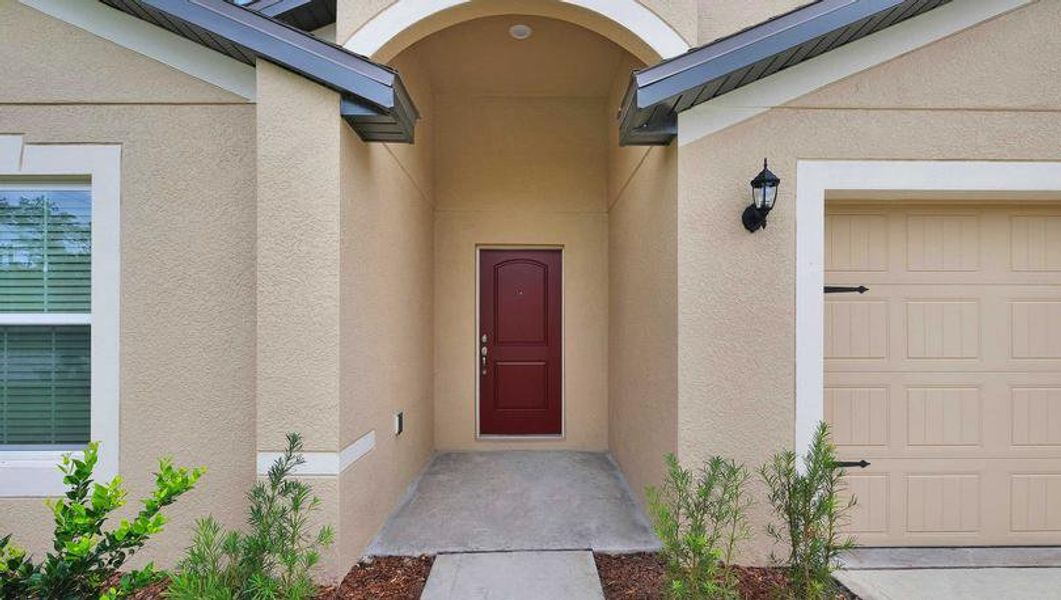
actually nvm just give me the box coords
[0,325,90,445]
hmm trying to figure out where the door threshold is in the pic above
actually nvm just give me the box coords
[477,434,565,441]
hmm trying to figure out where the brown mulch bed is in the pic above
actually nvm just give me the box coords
[318,555,435,600]
[104,555,435,600]
[100,574,169,600]
[593,553,859,600]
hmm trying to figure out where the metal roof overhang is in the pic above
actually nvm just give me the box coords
[100,0,418,143]
[241,0,336,32]
[618,0,952,146]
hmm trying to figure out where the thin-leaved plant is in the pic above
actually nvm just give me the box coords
[647,454,752,599]
[760,422,855,599]
[167,432,335,600]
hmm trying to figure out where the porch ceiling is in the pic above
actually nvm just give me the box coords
[618,0,954,146]
[99,0,418,142]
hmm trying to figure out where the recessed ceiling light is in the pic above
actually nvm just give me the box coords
[509,24,533,40]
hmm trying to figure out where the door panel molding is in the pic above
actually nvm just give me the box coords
[476,246,564,437]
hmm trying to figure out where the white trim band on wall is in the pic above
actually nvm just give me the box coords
[794,160,1061,459]
[342,0,689,60]
[256,430,376,476]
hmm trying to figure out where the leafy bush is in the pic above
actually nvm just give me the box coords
[647,454,752,599]
[0,441,203,600]
[167,432,335,600]
[760,422,855,600]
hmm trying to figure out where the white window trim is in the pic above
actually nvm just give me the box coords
[795,160,1061,459]
[0,135,121,497]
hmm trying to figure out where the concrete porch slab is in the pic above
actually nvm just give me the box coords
[836,568,1061,600]
[367,451,660,555]
[421,551,605,600]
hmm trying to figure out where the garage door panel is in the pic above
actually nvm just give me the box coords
[826,203,1061,546]
[1011,215,1061,272]
[1012,387,1061,446]
[906,214,980,272]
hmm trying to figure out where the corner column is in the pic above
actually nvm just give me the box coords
[255,60,343,577]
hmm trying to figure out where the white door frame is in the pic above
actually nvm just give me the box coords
[795,160,1061,457]
[475,245,565,439]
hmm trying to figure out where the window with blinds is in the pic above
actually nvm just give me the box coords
[0,187,91,448]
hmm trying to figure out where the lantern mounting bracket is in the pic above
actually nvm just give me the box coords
[742,204,770,232]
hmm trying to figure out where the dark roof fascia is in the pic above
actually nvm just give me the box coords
[618,0,951,146]
[101,0,417,142]
[243,0,336,31]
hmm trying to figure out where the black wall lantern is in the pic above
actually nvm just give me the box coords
[742,158,780,232]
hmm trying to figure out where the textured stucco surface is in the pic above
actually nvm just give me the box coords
[430,98,609,451]
[676,1,1061,564]
[335,48,435,565]
[0,0,256,568]
[604,48,678,505]
[607,143,678,506]
[1,1,244,104]
[696,1,805,46]
[256,61,342,452]
[0,102,257,568]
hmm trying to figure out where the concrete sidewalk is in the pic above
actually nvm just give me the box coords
[837,547,1061,600]
[836,568,1061,600]
[421,551,605,600]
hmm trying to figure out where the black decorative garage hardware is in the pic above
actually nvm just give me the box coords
[824,285,869,294]
[825,282,870,472]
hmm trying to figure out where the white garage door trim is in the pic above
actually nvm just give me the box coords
[796,160,1061,459]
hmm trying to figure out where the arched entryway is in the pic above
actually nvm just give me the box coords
[343,0,689,63]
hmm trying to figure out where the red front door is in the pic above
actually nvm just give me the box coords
[479,249,562,435]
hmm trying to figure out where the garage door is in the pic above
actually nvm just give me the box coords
[825,202,1061,546]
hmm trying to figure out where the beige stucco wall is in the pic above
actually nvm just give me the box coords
[387,16,623,452]
[696,1,804,45]
[607,144,678,504]
[0,1,256,566]
[336,48,435,563]
[433,93,611,450]
[256,62,343,453]
[675,0,1061,563]
[605,51,679,505]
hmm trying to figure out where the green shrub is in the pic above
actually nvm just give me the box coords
[0,442,203,600]
[647,454,752,599]
[760,422,855,600]
[167,433,335,600]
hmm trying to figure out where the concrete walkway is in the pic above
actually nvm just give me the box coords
[837,568,1061,600]
[837,547,1061,600]
[421,551,605,600]
[368,451,659,555]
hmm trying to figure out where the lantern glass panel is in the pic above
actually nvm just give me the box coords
[763,182,779,209]
[752,185,766,209]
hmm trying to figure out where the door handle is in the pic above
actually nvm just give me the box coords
[480,335,488,374]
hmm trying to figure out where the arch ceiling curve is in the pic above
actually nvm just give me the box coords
[343,0,689,64]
